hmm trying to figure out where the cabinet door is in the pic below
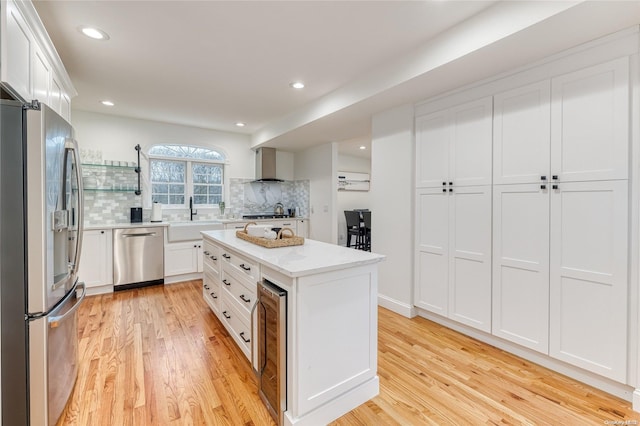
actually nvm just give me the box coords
[2,0,33,100]
[32,45,51,105]
[492,184,549,352]
[494,81,550,185]
[551,57,629,182]
[77,229,113,287]
[416,110,450,188]
[448,185,492,332]
[50,76,62,116]
[549,180,628,381]
[450,97,493,187]
[164,242,198,276]
[414,188,449,315]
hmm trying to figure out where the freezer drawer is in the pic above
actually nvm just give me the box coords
[113,227,164,289]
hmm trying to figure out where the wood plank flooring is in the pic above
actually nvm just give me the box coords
[58,280,639,425]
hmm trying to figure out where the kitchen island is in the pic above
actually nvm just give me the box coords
[200,229,384,426]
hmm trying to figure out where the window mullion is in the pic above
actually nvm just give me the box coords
[186,160,193,205]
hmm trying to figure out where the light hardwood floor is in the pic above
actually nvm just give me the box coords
[58,280,639,425]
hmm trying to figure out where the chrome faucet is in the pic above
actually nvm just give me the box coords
[189,196,197,221]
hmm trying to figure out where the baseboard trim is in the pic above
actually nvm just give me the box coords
[377,294,416,318]
[164,272,203,284]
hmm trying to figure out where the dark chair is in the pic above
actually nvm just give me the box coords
[362,211,371,251]
[344,210,364,249]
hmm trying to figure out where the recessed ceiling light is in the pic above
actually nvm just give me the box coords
[290,81,305,89]
[359,146,366,150]
[100,100,114,106]
[235,122,246,127]
[78,26,110,41]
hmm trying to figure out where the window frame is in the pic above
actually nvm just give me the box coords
[148,145,226,209]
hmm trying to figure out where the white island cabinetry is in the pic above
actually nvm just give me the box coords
[201,229,384,426]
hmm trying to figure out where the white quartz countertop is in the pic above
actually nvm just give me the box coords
[84,222,169,230]
[201,229,384,278]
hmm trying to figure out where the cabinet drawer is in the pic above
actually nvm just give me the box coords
[202,242,220,274]
[220,248,259,283]
[221,266,256,315]
[203,270,220,313]
[220,294,251,359]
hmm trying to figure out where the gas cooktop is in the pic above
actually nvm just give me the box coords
[243,214,291,219]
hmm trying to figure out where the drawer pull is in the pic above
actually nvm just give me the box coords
[210,292,217,299]
[203,250,210,256]
[239,263,251,271]
[204,285,210,290]
[239,332,250,343]
[239,294,251,303]
[210,255,217,261]
[223,311,231,319]
[223,279,231,286]
[222,253,231,260]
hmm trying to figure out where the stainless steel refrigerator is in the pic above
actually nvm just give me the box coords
[1,99,86,425]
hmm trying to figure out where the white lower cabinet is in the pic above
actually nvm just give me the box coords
[415,185,492,332]
[492,184,550,353]
[77,229,113,290]
[549,180,628,381]
[164,240,202,276]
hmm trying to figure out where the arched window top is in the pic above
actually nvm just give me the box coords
[148,144,226,162]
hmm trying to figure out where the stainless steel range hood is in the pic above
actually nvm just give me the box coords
[254,147,283,182]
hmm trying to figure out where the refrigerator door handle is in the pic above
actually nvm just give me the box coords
[49,282,86,329]
[64,139,84,277]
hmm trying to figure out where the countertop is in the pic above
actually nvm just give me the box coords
[84,222,169,230]
[201,229,384,278]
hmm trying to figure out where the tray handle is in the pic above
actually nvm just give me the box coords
[278,227,295,239]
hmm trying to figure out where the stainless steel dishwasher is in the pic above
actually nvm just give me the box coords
[113,227,164,290]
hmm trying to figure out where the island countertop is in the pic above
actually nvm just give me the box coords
[201,229,384,278]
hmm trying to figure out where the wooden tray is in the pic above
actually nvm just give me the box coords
[236,222,305,248]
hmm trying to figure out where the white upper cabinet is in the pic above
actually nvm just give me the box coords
[2,0,33,100]
[493,81,551,185]
[416,97,493,188]
[550,57,629,182]
[1,0,75,121]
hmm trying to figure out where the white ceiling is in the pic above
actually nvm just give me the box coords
[33,1,640,160]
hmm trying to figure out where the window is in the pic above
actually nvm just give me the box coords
[149,145,225,207]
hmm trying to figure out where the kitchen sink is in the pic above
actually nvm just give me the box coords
[167,221,224,242]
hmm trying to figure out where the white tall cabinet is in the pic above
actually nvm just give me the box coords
[415,96,493,333]
[416,45,634,389]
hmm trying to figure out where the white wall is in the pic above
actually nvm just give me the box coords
[72,110,254,207]
[294,143,337,243]
[371,104,415,317]
[337,154,371,246]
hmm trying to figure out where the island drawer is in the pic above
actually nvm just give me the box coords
[220,293,251,359]
[203,269,220,313]
[220,248,259,283]
[221,266,256,316]
[202,241,220,275]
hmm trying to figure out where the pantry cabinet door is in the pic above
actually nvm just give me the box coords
[448,185,492,332]
[493,81,551,185]
[416,110,450,188]
[450,97,493,187]
[492,184,549,353]
[550,57,629,182]
[415,188,449,315]
[549,180,628,382]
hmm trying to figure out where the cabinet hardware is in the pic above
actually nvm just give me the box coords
[210,255,217,261]
[239,263,251,271]
[239,332,250,343]
[198,245,201,248]
[222,254,231,259]
[449,188,453,192]
[541,176,547,181]
[203,250,210,256]
[223,279,231,286]
[442,188,446,192]
[100,230,105,234]
[541,184,547,190]
[204,285,210,290]
[552,175,558,180]
[448,182,453,185]
[193,244,197,248]
[223,311,230,319]
[210,292,217,299]
[239,294,251,303]
[442,182,446,186]
[552,184,559,190]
